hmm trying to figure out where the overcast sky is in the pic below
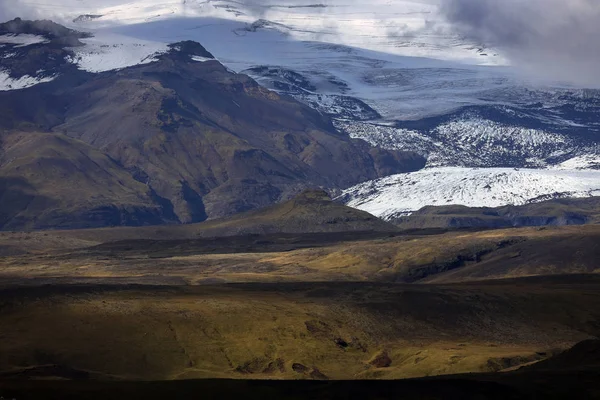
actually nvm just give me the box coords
[0,0,40,20]
[440,0,600,86]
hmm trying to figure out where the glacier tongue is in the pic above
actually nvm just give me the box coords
[340,167,600,220]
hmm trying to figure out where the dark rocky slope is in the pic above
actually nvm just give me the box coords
[0,21,425,229]
[0,131,175,230]
[53,44,425,222]
[39,189,398,245]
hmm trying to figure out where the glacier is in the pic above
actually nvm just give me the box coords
[340,167,600,220]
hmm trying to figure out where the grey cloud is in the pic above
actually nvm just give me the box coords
[0,0,40,21]
[441,0,600,87]
[0,0,21,20]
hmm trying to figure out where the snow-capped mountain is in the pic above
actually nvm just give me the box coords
[1,0,599,219]
[2,0,594,124]
[0,25,426,230]
[2,0,509,111]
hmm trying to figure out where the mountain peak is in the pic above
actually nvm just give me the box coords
[292,189,332,203]
[158,41,216,63]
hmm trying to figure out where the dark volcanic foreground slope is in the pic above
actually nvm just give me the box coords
[0,280,598,382]
[3,340,600,400]
[0,25,425,229]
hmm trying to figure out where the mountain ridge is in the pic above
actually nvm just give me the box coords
[0,20,425,230]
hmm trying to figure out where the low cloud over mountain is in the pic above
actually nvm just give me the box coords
[441,0,600,87]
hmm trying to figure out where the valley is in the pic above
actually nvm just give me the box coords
[0,183,599,399]
[0,197,599,398]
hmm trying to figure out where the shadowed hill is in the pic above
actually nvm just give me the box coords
[53,49,425,222]
[187,189,398,237]
[3,225,599,285]
[54,226,600,284]
[393,196,600,230]
[45,189,398,245]
[526,339,600,371]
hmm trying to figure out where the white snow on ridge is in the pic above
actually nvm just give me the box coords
[341,167,600,219]
[0,34,49,47]
[0,70,55,91]
[0,0,596,214]
[554,154,600,170]
[70,33,168,73]
[4,0,592,120]
[191,55,213,62]
[435,119,568,148]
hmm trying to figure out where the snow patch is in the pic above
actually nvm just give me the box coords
[191,55,213,62]
[17,0,518,120]
[70,33,168,73]
[0,34,49,47]
[554,154,600,170]
[0,70,55,91]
